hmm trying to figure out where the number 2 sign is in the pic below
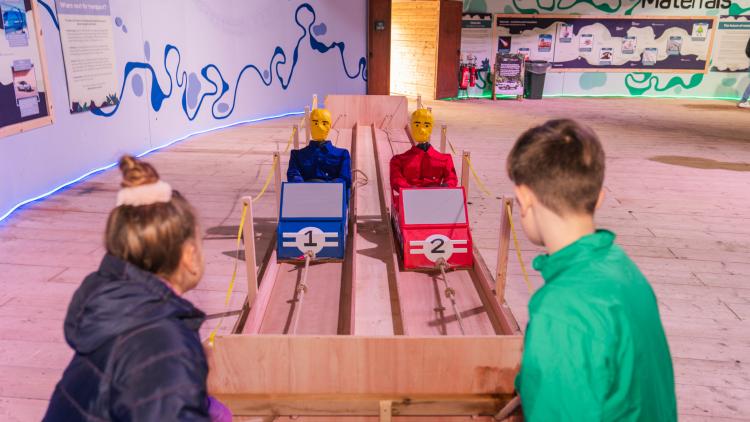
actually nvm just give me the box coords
[409,234,468,263]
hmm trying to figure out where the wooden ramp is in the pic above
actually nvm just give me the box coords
[369,125,519,337]
[238,128,357,335]
[207,96,523,421]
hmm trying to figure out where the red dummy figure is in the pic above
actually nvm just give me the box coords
[390,109,458,200]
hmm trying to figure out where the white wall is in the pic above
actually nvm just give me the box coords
[0,0,367,221]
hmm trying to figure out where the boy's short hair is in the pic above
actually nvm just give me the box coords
[507,119,605,215]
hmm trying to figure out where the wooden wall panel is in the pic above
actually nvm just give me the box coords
[368,0,392,95]
[390,1,440,99]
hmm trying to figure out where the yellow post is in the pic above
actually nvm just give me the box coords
[241,196,258,305]
[304,106,311,142]
[273,152,282,217]
[460,151,470,196]
[440,124,447,153]
[496,198,513,304]
[293,125,300,150]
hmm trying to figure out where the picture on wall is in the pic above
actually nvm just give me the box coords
[559,24,572,43]
[56,0,120,114]
[667,36,682,56]
[579,34,594,52]
[1,0,29,47]
[494,14,716,72]
[622,37,636,55]
[0,0,53,138]
[642,48,658,66]
[692,23,709,41]
[498,36,511,54]
[12,59,40,117]
[538,34,552,52]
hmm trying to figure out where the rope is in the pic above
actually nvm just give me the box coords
[207,202,249,346]
[206,126,296,345]
[506,202,534,294]
[438,259,465,335]
[290,252,313,334]
[284,126,296,153]
[439,127,533,296]
[353,169,369,188]
[441,127,492,197]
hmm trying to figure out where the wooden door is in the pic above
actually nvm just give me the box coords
[434,0,462,99]
[367,0,391,95]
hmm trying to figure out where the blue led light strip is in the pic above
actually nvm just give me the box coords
[0,111,304,224]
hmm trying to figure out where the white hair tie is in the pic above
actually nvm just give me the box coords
[116,181,173,207]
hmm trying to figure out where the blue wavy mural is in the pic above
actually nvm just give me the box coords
[35,1,367,120]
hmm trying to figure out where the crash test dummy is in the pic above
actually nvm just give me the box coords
[390,108,458,198]
[287,108,352,190]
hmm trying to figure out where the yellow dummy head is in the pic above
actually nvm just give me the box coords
[410,108,434,143]
[310,108,332,141]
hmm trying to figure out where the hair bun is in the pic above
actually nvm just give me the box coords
[119,155,160,188]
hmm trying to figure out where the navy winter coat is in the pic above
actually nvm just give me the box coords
[43,254,210,421]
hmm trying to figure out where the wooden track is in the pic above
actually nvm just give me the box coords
[370,125,521,337]
[209,96,524,421]
[239,128,358,335]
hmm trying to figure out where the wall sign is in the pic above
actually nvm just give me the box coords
[711,16,750,72]
[494,14,717,72]
[56,0,119,113]
[0,0,53,138]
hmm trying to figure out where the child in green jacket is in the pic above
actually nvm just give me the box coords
[507,119,676,421]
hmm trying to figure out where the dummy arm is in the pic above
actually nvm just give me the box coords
[443,157,459,188]
[389,155,413,191]
[332,150,352,189]
[286,151,305,183]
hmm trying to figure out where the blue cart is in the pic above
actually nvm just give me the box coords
[277,182,348,261]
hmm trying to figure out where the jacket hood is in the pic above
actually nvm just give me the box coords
[64,254,205,354]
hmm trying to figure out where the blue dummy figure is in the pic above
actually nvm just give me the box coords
[287,108,352,190]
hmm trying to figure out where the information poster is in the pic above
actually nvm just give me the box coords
[494,14,716,72]
[56,0,119,113]
[0,0,52,137]
[712,16,750,72]
[495,16,556,63]
[461,13,493,96]
[494,53,524,96]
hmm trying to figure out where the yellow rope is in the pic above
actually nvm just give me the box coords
[208,126,295,345]
[443,133,492,197]
[284,126,296,153]
[506,202,534,294]
[208,202,249,346]
[464,154,493,197]
[440,127,531,294]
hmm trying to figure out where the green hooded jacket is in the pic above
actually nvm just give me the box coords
[515,230,677,421]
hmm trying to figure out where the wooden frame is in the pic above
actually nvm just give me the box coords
[210,96,523,420]
[0,0,55,138]
[492,13,718,74]
[206,335,522,418]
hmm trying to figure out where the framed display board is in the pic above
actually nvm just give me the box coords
[711,15,750,72]
[494,14,717,73]
[0,0,54,138]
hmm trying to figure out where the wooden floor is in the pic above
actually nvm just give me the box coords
[1,97,748,421]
